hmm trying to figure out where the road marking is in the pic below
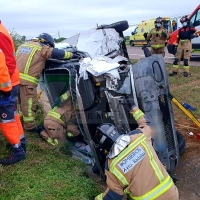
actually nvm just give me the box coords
[129,53,174,59]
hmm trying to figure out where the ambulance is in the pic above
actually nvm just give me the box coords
[129,17,177,46]
[167,4,200,55]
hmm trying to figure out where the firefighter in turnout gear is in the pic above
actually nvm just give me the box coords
[0,21,26,165]
[144,17,169,57]
[16,33,79,132]
[169,15,199,77]
[37,91,80,145]
[94,96,179,200]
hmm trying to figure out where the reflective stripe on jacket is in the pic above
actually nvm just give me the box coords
[110,134,173,199]
[147,27,169,49]
[95,107,178,200]
[0,49,12,91]
[0,22,20,86]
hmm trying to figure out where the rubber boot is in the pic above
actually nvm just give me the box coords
[1,145,26,165]
[183,71,189,77]
[6,137,26,153]
[169,71,178,76]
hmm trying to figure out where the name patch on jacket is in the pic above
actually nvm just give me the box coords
[118,146,145,174]
[18,46,32,54]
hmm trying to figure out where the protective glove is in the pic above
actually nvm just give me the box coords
[71,53,81,60]
[123,96,136,112]
[143,32,148,39]
[161,31,167,38]
[0,91,11,106]
[190,34,197,39]
[173,46,178,55]
[182,102,196,111]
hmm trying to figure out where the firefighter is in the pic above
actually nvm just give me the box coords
[0,21,26,165]
[37,91,80,145]
[169,15,199,77]
[144,17,170,57]
[16,33,79,132]
[94,96,179,200]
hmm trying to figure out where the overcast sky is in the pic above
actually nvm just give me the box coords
[1,0,199,39]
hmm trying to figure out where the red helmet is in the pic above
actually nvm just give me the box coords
[155,17,163,23]
[180,15,189,23]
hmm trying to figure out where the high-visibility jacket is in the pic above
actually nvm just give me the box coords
[95,107,179,200]
[45,92,76,127]
[16,41,73,87]
[0,49,12,92]
[147,27,169,49]
[0,21,20,86]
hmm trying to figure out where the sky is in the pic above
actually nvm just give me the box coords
[1,0,199,39]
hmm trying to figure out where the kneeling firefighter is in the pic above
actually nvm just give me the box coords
[94,96,179,200]
[16,33,79,133]
[37,91,80,145]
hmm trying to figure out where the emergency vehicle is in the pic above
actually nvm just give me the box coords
[167,4,200,55]
[129,17,177,46]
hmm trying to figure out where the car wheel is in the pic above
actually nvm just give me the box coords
[99,21,129,33]
[130,41,134,46]
[176,131,186,155]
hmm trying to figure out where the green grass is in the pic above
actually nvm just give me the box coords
[0,59,200,199]
[0,103,103,200]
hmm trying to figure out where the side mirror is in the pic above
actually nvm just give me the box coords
[131,32,135,35]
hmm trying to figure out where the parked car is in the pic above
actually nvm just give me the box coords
[41,21,185,179]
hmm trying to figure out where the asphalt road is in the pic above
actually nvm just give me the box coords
[127,46,200,66]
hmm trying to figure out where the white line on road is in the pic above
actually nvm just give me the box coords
[129,53,175,59]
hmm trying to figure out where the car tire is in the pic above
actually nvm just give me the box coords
[176,131,186,155]
[130,41,134,46]
[99,21,129,33]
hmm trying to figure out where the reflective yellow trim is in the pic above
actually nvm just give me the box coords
[23,116,35,122]
[24,48,38,74]
[28,98,33,117]
[0,80,11,88]
[151,44,165,49]
[180,39,189,42]
[132,110,144,121]
[110,134,146,186]
[128,176,173,200]
[151,31,162,34]
[64,51,72,59]
[183,66,190,69]
[96,193,103,200]
[47,108,64,124]
[20,73,39,84]
[47,138,58,146]
[172,65,179,69]
[141,141,164,182]
[61,93,69,101]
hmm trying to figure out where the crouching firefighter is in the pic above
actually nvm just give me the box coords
[94,96,179,200]
[169,15,199,77]
[0,21,26,165]
[16,33,79,132]
[37,91,80,145]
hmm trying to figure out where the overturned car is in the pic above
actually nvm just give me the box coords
[40,21,185,179]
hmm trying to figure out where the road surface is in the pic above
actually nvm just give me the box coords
[127,46,200,66]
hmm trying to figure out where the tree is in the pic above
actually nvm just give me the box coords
[54,37,66,43]
[9,29,26,50]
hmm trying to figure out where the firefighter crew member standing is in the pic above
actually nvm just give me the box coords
[144,17,170,57]
[16,33,79,132]
[94,96,179,200]
[169,15,199,77]
[37,91,80,145]
[0,21,26,165]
